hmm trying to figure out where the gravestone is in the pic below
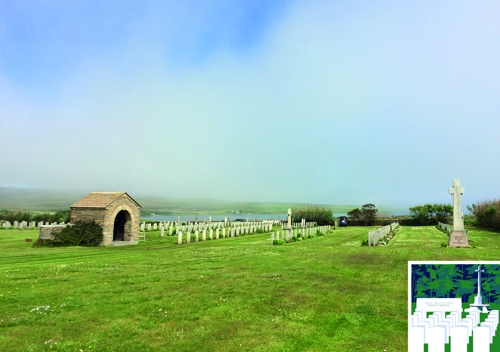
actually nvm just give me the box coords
[195,230,199,242]
[169,226,173,236]
[14,221,19,228]
[147,223,152,231]
[287,209,292,230]
[216,228,219,239]
[178,231,183,244]
[161,226,164,237]
[448,178,469,247]
[153,223,157,230]
[141,223,145,231]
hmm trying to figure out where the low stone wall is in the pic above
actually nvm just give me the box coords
[39,225,69,241]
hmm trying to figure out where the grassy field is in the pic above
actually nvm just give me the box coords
[1,225,499,351]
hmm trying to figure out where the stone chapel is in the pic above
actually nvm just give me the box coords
[70,192,141,245]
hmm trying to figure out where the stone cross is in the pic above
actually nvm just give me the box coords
[449,178,465,232]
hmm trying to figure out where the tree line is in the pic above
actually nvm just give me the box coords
[0,210,70,224]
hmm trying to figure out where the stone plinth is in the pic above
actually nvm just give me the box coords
[448,231,469,247]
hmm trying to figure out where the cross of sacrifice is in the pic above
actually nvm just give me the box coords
[449,178,465,232]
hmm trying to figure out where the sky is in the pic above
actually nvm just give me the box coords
[1,0,499,209]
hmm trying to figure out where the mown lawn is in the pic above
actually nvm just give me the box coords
[0,225,499,351]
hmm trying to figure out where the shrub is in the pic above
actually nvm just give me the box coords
[273,240,279,245]
[291,206,334,225]
[469,200,500,231]
[256,228,264,234]
[297,237,302,241]
[39,220,103,247]
[278,239,286,245]
[361,239,368,246]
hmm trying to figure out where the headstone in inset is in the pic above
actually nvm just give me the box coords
[448,178,468,247]
[408,326,425,352]
[169,226,173,236]
[19,223,24,230]
[153,223,157,230]
[147,223,152,231]
[222,228,226,238]
[195,230,199,242]
[210,229,213,240]
[161,226,164,237]
[14,221,19,228]
[141,223,145,231]
[202,229,206,241]
[187,231,191,243]
[178,231,183,244]
[216,228,219,239]
[473,326,491,351]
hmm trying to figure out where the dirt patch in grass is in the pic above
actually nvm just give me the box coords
[343,252,387,266]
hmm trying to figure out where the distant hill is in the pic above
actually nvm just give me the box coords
[0,187,404,215]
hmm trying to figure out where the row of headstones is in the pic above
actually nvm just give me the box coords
[283,222,317,230]
[270,226,331,244]
[142,222,274,236]
[367,222,399,246]
[140,221,270,233]
[438,222,452,233]
[2,221,64,229]
[176,224,272,244]
[409,309,499,352]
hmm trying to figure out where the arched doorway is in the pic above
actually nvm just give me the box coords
[113,210,130,241]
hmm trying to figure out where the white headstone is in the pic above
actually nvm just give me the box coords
[287,209,292,229]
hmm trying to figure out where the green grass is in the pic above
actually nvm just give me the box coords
[1,225,499,351]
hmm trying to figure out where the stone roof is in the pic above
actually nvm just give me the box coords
[70,192,141,209]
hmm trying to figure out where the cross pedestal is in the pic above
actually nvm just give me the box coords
[448,178,469,247]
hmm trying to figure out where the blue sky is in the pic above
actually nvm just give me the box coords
[1,1,499,209]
